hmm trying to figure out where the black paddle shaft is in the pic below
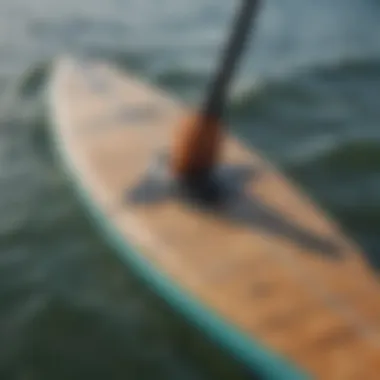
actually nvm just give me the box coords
[201,0,261,120]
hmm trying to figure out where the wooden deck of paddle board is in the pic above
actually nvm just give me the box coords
[50,57,380,379]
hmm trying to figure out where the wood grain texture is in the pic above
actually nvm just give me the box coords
[50,57,380,379]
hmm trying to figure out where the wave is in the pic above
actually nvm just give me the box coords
[317,139,380,171]
[231,54,380,108]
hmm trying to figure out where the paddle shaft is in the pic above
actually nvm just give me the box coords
[171,0,261,179]
[202,0,261,120]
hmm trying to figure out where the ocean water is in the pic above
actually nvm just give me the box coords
[0,0,380,379]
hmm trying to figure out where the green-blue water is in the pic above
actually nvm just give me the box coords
[1,0,380,378]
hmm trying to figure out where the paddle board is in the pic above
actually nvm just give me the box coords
[48,56,380,380]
